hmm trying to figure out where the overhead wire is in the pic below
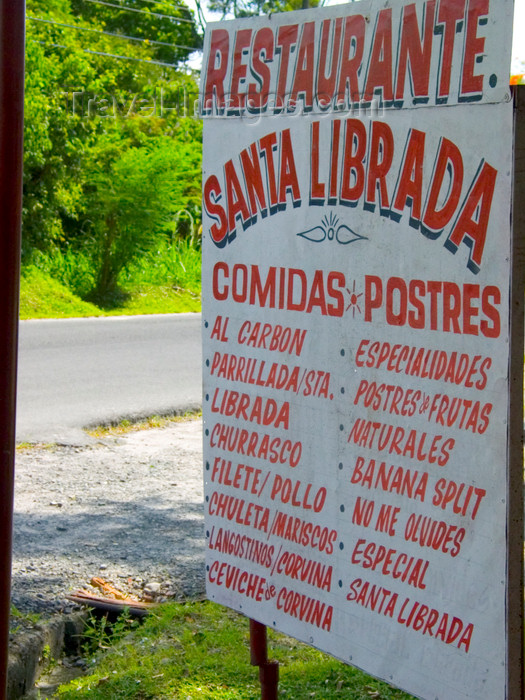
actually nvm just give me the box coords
[122,0,191,6]
[82,0,196,23]
[31,39,184,68]
[27,16,199,52]
[28,0,203,70]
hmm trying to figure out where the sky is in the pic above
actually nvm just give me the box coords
[185,0,525,74]
[512,0,525,73]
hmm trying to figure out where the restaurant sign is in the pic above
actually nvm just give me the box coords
[201,1,515,698]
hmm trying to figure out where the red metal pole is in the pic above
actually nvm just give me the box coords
[249,619,279,700]
[507,83,525,700]
[249,619,268,665]
[0,2,25,698]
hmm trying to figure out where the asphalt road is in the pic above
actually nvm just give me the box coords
[16,313,202,444]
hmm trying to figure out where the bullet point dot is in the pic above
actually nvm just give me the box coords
[339,542,344,550]
[338,462,343,470]
[206,462,210,470]
[340,387,345,394]
[340,349,345,356]
[339,424,344,431]
[340,504,345,513]
[205,429,209,436]
[338,580,343,588]
[205,359,210,367]
[204,321,209,328]
[205,394,209,401]
[205,495,209,502]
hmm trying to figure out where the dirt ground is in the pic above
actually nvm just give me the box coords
[12,418,205,614]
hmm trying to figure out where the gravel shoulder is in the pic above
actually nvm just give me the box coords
[12,418,205,614]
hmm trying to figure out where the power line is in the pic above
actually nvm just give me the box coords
[83,0,195,23]
[27,16,198,51]
[31,39,189,68]
[28,16,175,48]
[126,0,191,6]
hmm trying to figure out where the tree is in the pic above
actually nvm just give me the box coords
[23,0,203,266]
[23,18,96,256]
[207,0,323,19]
[83,131,201,301]
[69,0,202,65]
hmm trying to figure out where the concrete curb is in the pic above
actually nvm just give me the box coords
[8,612,87,700]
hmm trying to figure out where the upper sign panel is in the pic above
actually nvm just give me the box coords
[200,0,514,117]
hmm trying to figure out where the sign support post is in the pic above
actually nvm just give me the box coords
[249,619,279,699]
[0,2,25,697]
[507,84,525,700]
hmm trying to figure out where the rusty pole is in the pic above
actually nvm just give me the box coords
[507,83,525,700]
[250,619,279,700]
[0,2,25,697]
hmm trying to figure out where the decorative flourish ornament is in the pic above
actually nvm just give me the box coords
[297,212,367,245]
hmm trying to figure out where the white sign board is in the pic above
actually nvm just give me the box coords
[201,1,514,698]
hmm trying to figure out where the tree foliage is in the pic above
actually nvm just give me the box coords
[84,130,201,299]
[69,0,202,65]
[24,0,202,301]
[207,0,323,19]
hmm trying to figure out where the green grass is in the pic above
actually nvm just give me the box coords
[121,237,202,296]
[19,269,201,319]
[107,285,200,315]
[10,604,42,628]
[30,248,96,299]
[56,601,416,700]
[21,237,202,319]
[20,267,104,319]
[86,410,202,438]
